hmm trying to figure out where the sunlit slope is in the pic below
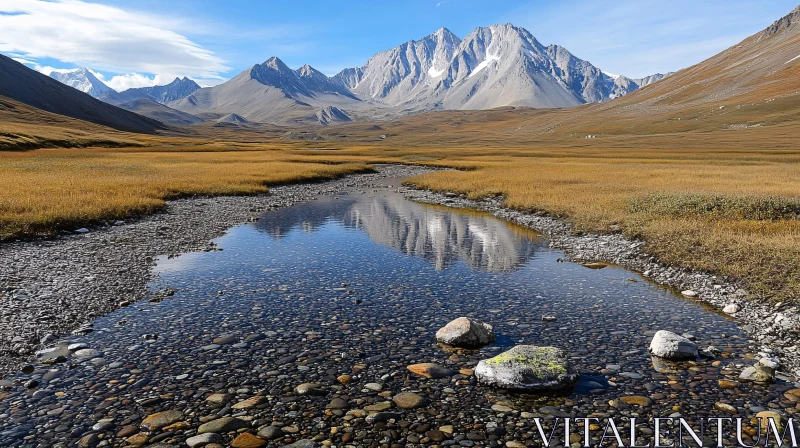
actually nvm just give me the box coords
[0,95,147,150]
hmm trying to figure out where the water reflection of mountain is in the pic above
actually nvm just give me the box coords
[256,194,539,272]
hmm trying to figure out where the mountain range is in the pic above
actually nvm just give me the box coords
[44,24,670,126]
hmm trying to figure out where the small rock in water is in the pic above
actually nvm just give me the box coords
[231,432,267,448]
[542,315,557,322]
[186,433,223,448]
[294,383,326,396]
[140,410,183,431]
[197,417,247,434]
[714,402,738,414]
[435,317,495,348]
[74,228,90,234]
[739,359,777,383]
[681,290,698,298]
[407,363,454,379]
[258,425,283,440]
[475,345,579,391]
[649,330,698,360]
[491,404,514,413]
[393,392,430,409]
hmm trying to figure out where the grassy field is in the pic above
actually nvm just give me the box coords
[4,139,796,302]
[0,145,371,239]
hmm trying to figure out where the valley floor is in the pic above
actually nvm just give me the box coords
[2,136,798,305]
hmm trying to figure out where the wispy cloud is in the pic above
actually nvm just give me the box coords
[0,0,229,85]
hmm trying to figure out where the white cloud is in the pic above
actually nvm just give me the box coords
[0,0,229,82]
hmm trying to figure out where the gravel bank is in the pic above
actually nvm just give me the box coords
[0,165,434,376]
[404,188,800,379]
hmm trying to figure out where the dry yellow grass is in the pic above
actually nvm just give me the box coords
[396,148,800,301]
[0,146,370,239]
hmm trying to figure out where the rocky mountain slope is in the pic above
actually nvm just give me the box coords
[168,25,668,125]
[168,57,372,125]
[112,77,201,105]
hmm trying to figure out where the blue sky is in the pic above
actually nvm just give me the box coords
[1,0,797,90]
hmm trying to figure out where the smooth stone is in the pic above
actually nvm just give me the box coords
[723,303,740,314]
[407,363,454,379]
[620,396,653,407]
[392,392,429,409]
[714,402,738,414]
[206,393,232,404]
[231,433,267,448]
[257,426,283,440]
[141,410,183,431]
[364,382,382,391]
[649,330,698,360]
[364,401,393,412]
[294,383,326,396]
[186,433,223,447]
[435,317,495,348]
[491,404,514,413]
[475,345,578,391]
[681,290,698,298]
[198,417,247,434]
[232,396,266,409]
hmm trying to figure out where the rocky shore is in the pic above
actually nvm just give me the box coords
[404,187,800,379]
[0,165,435,376]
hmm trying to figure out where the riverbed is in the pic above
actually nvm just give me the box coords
[1,169,798,447]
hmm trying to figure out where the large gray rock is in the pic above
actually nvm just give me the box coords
[475,345,578,391]
[436,317,495,348]
[648,330,698,360]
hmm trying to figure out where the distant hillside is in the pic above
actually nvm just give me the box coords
[0,55,165,134]
[119,98,203,126]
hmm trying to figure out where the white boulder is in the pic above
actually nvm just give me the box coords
[649,330,698,360]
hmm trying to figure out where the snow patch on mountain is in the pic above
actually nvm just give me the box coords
[468,53,501,79]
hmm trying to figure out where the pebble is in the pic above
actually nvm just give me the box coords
[392,392,429,409]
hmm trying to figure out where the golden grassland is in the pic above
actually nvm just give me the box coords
[0,145,371,239]
[3,135,798,302]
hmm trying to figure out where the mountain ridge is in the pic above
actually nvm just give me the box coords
[43,23,673,126]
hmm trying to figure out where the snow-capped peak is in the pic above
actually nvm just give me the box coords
[49,68,117,96]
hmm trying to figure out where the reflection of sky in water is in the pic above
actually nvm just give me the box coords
[253,194,541,272]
